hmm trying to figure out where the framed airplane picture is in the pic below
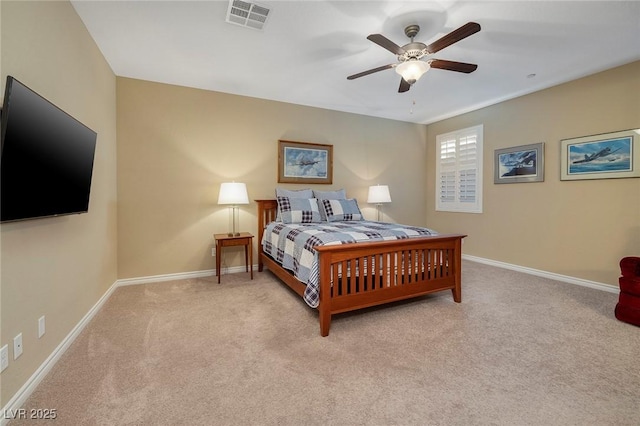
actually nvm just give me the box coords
[561,129,640,180]
[278,140,333,184]
[494,142,544,184]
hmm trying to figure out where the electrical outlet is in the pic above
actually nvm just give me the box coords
[211,248,216,257]
[38,316,46,338]
[0,344,8,372]
[13,333,23,360]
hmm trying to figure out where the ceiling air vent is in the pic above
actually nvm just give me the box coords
[226,0,270,31]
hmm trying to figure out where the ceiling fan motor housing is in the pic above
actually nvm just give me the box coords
[398,42,428,61]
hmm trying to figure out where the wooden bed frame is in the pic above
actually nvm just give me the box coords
[256,199,466,336]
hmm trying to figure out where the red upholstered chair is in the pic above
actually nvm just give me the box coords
[615,257,640,326]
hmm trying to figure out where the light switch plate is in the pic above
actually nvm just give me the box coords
[13,333,23,360]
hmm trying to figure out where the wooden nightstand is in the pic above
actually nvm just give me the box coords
[214,232,254,284]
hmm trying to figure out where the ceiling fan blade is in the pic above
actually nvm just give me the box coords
[367,34,406,55]
[430,59,478,73]
[347,64,395,80]
[398,78,411,93]
[426,22,481,54]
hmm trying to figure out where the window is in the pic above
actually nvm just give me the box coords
[435,124,483,213]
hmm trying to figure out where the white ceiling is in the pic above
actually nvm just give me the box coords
[71,0,640,124]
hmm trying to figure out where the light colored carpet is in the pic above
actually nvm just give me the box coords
[10,261,640,425]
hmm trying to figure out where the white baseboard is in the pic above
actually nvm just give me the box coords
[1,279,120,426]
[116,269,215,286]
[116,265,255,286]
[462,254,618,294]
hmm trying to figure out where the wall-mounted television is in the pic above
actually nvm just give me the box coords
[1,76,97,223]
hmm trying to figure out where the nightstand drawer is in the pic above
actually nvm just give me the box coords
[221,238,250,247]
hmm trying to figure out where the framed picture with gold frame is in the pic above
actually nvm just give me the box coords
[278,140,333,184]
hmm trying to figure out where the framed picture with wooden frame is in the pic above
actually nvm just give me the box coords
[560,129,639,181]
[278,140,333,184]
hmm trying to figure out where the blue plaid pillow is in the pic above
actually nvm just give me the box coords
[320,198,363,222]
[275,188,313,222]
[277,196,322,224]
[313,189,347,221]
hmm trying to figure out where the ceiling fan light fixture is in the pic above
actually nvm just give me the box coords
[395,60,430,84]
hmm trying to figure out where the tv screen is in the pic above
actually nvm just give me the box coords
[1,76,97,223]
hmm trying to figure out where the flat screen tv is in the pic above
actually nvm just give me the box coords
[1,76,97,223]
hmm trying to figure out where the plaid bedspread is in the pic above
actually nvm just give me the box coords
[261,221,438,308]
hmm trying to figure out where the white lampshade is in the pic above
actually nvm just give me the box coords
[367,185,391,204]
[395,60,430,84]
[218,182,249,205]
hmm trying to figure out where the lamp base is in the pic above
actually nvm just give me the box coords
[227,205,241,237]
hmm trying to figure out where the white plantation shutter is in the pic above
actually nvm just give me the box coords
[439,171,456,202]
[436,125,483,213]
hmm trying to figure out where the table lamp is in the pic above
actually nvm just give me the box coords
[367,185,391,221]
[218,182,249,236]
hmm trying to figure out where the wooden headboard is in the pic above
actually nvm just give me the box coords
[255,199,278,254]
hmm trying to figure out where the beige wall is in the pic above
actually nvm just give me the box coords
[426,61,640,286]
[117,63,640,284]
[116,77,428,279]
[0,1,117,406]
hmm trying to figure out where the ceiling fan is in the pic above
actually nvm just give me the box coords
[347,22,481,93]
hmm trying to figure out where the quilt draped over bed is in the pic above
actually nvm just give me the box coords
[261,221,438,308]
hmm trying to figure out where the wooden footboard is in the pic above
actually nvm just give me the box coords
[315,235,463,336]
[256,199,466,336]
